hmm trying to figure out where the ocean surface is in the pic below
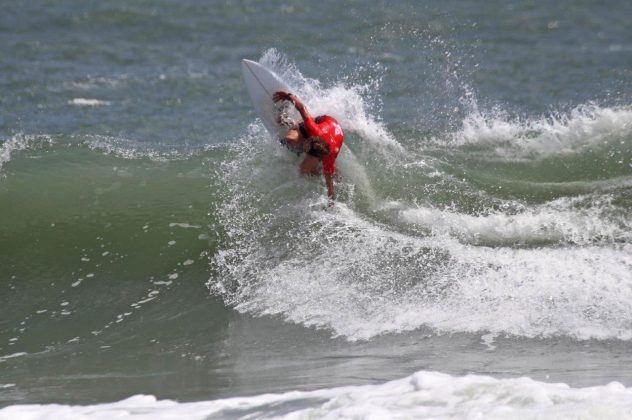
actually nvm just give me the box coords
[1,0,632,418]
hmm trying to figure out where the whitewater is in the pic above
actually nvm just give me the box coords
[209,50,632,343]
[2,1,632,418]
[2,49,632,418]
[4,371,632,419]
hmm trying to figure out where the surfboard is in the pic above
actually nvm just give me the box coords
[241,59,293,138]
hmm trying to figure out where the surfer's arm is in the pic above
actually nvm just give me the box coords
[273,91,314,126]
[325,174,335,202]
[288,94,313,122]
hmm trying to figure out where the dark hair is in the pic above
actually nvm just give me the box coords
[306,136,330,158]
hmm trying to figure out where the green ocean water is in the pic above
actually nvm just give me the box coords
[1,0,632,409]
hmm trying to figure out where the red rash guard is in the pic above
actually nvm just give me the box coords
[303,115,344,176]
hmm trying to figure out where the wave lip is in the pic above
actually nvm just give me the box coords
[2,370,632,419]
[0,134,53,171]
[451,104,632,158]
[393,195,631,246]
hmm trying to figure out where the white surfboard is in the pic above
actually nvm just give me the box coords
[241,59,293,138]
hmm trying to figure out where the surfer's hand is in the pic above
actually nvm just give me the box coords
[273,91,292,103]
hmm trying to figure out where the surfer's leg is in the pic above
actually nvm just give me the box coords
[299,155,321,176]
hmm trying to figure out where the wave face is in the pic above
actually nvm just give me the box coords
[1,53,632,409]
[210,52,632,342]
[2,0,632,407]
[3,370,632,419]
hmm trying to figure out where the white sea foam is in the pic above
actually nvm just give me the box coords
[68,98,111,107]
[451,103,632,158]
[215,194,632,341]
[168,223,201,229]
[211,126,632,341]
[388,194,631,246]
[2,371,632,419]
[212,52,632,343]
[0,352,27,363]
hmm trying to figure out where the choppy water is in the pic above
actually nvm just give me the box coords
[1,0,632,417]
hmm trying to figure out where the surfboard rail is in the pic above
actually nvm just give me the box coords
[241,59,293,138]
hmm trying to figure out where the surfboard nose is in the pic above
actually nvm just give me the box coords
[241,57,291,137]
[242,59,256,67]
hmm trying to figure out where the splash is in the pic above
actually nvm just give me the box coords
[211,52,632,342]
[0,134,53,172]
[259,49,404,156]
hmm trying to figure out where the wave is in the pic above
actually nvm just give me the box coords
[2,370,631,419]
[383,193,631,246]
[212,191,632,341]
[0,134,210,175]
[448,103,632,159]
[0,134,53,171]
[209,53,632,343]
[4,53,632,346]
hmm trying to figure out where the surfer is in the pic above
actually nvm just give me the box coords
[273,91,344,201]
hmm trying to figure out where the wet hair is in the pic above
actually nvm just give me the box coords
[306,136,330,158]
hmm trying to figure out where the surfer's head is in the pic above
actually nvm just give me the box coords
[304,136,330,159]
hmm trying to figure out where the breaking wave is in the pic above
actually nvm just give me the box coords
[3,370,632,419]
[209,52,632,342]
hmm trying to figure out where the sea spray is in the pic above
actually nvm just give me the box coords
[210,53,632,342]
